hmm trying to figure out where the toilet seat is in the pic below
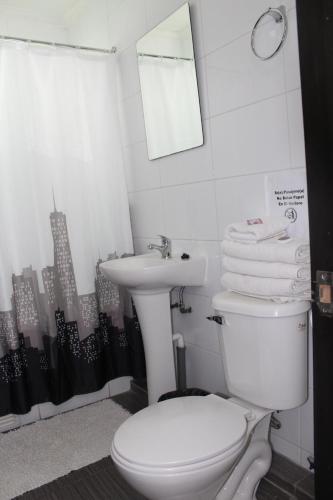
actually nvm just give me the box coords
[112,395,248,471]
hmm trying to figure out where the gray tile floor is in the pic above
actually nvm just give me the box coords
[16,458,145,500]
[263,454,314,500]
[15,384,314,500]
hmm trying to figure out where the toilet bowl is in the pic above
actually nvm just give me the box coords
[111,292,310,500]
[111,394,272,500]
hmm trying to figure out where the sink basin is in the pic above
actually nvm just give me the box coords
[100,251,207,404]
[100,252,206,291]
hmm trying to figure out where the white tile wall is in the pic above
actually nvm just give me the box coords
[211,95,291,178]
[185,343,227,394]
[215,175,267,238]
[173,293,221,352]
[66,0,112,49]
[206,32,285,116]
[270,433,301,464]
[0,5,68,43]
[286,89,307,168]
[117,45,142,99]
[129,189,165,238]
[145,0,185,31]
[164,181,218,240]
[121,94,146,146]
[113,1,313,468]
[283,7,301,91]
[200,0,280,55]
[159,120,213,186]
[195,57,210,119]
[124,141,161,192]
[108,0,147,52]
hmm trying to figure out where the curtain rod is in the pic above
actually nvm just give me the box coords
[138,52,193,62]
[0,35,117,54]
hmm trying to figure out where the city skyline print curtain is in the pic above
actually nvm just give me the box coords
[0,40,145,416]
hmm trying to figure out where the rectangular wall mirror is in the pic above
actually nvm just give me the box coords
[136,3,204,160]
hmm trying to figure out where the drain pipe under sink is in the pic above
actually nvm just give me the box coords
[172,333,187,391]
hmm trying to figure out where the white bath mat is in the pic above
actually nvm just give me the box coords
[0,399,130,500]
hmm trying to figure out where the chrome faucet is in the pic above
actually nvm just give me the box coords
[147,235,171,259]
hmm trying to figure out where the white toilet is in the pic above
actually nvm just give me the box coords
[111,292,311,500]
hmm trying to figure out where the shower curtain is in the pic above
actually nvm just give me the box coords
[0,41,145,417]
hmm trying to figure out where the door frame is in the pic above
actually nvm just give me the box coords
[296,1,333,498]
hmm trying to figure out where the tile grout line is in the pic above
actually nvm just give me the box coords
[127,165,307,195]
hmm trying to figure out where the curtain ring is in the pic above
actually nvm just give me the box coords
[251,5,288,60]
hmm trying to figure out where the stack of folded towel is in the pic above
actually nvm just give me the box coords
[221,217,311,302]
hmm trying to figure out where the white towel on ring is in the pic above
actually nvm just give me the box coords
[221,238,310,264]
[225,216,290,243]
[221,272,311,300]
[222,256,311,281]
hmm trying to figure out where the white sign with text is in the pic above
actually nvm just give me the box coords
[265,171,309,239]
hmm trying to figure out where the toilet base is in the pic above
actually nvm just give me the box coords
[216,414,272,500]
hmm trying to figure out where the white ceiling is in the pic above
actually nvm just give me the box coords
[0,0,81,23]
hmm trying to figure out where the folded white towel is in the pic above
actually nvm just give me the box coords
[222,256,311,281]
[221,237,310,264]
[225,216,290,243]
[221,272,311,300]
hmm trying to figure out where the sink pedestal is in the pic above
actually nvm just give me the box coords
[130,288,176,404]
[99,252,207,406]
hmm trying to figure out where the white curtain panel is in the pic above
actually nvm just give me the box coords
[0,41,133,312]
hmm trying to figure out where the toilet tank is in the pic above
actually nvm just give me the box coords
[212,292,311,410]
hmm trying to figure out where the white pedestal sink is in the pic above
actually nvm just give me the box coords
[100,252,207,404]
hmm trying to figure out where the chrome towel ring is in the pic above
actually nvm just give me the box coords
[251,5,288,60]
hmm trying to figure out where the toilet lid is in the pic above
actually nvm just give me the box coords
[112,395,248,468]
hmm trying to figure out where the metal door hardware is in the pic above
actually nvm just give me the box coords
[315,270,333,316]
[307,456,315,471]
